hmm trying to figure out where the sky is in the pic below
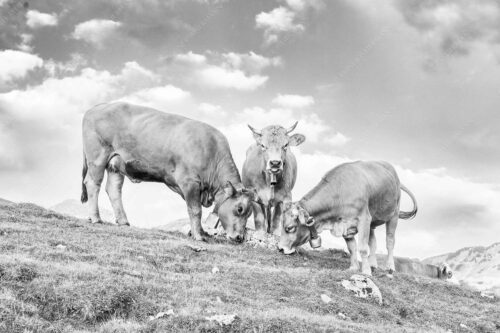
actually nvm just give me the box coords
[1,0,500,259]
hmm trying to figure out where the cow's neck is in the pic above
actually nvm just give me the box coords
[300,190,340,229]
[211,152,243,209]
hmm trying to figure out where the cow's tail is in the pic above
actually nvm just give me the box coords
[81,152,88,203]
[399,184,417,220]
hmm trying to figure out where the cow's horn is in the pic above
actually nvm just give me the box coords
[286,121,298,134]
[247,124,261,136]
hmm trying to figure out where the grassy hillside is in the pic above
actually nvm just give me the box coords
[0,201,498,333]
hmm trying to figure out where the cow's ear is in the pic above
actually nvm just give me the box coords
[223,181,236,197]
[289,133,305,146]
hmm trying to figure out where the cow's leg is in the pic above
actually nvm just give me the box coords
[270,202,282,235]
[344,237,360,271]
[386,214,399,273]
[369,228,378,271]
[182,182,207,241]
[357,212,373,276]
[84,158,107,224]
[252,202,266,232]
[266,203,273,234]
[105,170,129,226]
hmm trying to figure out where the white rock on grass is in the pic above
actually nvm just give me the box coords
[149,309,175,321]
[205,314,238,326]
[212,266,220,274]
[320,294,332,304]
[341,274,383,305]
[55,244,67,250]
[187,244,207,252]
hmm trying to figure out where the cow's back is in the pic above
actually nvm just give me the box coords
[83,102,232,180]
[306,161,400,219]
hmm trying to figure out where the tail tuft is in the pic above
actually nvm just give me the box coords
[399,184,417,220]
[81,153,88,203]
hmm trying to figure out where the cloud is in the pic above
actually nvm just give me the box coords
[255,1,324,45]
[0,61,159,122]
[174,51,207,65]
[26,10,58,28]
[395,0,500,61]
[198,102,226,117]
[272,93,314,108]
[0,50,43,87]
[119,84,191,109]
[222,52,283,73]
[72,19,122,47]
[256,7,304,44]
[173,51,278,91]
[198,66,268,91]
[282,0,324,12]
[44,53,89,76]
[17,33,33,52]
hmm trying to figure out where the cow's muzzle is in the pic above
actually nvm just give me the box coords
[268,160,283,176]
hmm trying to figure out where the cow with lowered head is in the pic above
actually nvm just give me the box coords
[278,161,418,276]
[242,122,305,235]
[81,102,255,242]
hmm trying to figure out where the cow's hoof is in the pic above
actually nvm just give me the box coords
[117,222,130,227]
[388,269,395,275]
[89,219,104,224]
[370,266,378,273]
[192,234,208,242]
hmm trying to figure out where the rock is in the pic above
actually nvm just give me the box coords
[187,244,207,252]
[459,323,469,330]
[245,229,279,249]
[338,312,349,320]
[341,274,383,305]
[320,294,332,304]
[212,266,220,274]
[216,296,223,303]
[205,314,238,326]
[149,309,175,320]
[55,244,67,250]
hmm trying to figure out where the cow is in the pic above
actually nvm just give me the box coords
[278,160,418,276]
[81,102,255,242]
[242,122,305,236]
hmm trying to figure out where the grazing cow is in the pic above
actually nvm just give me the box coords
[81,102,254,242]
[242,122,305,235]
[278,161,418,276]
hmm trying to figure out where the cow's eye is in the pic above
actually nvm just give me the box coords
[285,225,296,233]
[236,205,244,216]
[260,143,267,150]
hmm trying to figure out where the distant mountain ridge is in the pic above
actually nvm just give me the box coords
[424,242,500,295]
[50,199,114,222]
